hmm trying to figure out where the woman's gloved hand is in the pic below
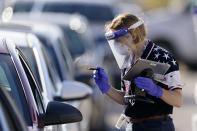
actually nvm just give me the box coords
[93,66,111,94]
[134,77,163,98]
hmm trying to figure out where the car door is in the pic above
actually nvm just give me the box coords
[17,49,59,131]
[0,87,27,131]
[0,53,33,128]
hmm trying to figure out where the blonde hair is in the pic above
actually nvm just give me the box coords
[105,14,147,44]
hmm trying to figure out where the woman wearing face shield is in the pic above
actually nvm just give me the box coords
[93,14,183,131]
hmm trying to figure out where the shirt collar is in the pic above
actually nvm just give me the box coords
[141,40,154,59]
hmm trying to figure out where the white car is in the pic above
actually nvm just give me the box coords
[0,27,93,131]
[0,35,83,131]
[11,12,99,67]
[146,5,197,69]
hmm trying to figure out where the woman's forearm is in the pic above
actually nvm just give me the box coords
[106,86,126,105]
[161,89,182,107]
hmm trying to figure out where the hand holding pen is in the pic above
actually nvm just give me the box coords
[88,67,99,71]
[89,66,111,94]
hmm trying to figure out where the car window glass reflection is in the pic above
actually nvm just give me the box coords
[0,101,15,131]
[0,54,32,126]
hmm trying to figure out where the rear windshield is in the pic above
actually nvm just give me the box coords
[13,1,34,12]
[43,3,115,22]
[0,54,32,126]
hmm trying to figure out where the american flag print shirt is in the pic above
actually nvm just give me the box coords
[141,40,183,90]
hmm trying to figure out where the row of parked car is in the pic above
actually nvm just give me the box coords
[2,0,197,130]
[0,33,88,130]
[0,2,104,130]
[10,0,197,90]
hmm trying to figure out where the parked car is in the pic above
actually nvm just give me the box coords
[11,4,120,130]
[0,27,93,131]
[0,36,83,130]
[146,2,197,69]
[31,24,93,131]
[0,86,27,131]
[11,0,122,90]
[11,0,116,42]
[11,12,99,68]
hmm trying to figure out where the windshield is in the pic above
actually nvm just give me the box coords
[61,26,85,58]
[19,47,42,89]
[42,3,115,22]
[0,54,32,126]
[13,1,34,12]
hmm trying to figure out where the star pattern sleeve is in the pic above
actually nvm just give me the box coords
[147,44,184,90]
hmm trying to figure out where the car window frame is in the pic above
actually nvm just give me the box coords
[17,48,45,114]
[19,47,42,90]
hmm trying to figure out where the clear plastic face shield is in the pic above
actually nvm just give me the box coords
[105,20,144,69]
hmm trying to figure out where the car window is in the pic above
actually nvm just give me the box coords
[0,54,32,126]
[0,102,15,131]
[58,38,75,79]
[19,47,42,89]
[13,1,34,12]
[61,26,85,58]
[41,46,58,91]
[57,39,69,69]
[42,3,115,22]
[36,34,63,81]
[18,53,45,114]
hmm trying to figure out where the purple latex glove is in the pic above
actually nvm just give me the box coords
[93,66,111,94]
[134,77,163,98]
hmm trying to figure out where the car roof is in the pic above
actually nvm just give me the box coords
[0,21,62,45]
[0,22,31,31]
[0,30,31,47]
[9,19,63,36]
[0,37,12,54]
[0,22,34,36]
[32,23,63,38]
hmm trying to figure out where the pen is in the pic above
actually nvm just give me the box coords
[88,67,98,70]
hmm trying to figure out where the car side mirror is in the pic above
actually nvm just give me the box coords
[40,101,82,126]
[54,80,92,101]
